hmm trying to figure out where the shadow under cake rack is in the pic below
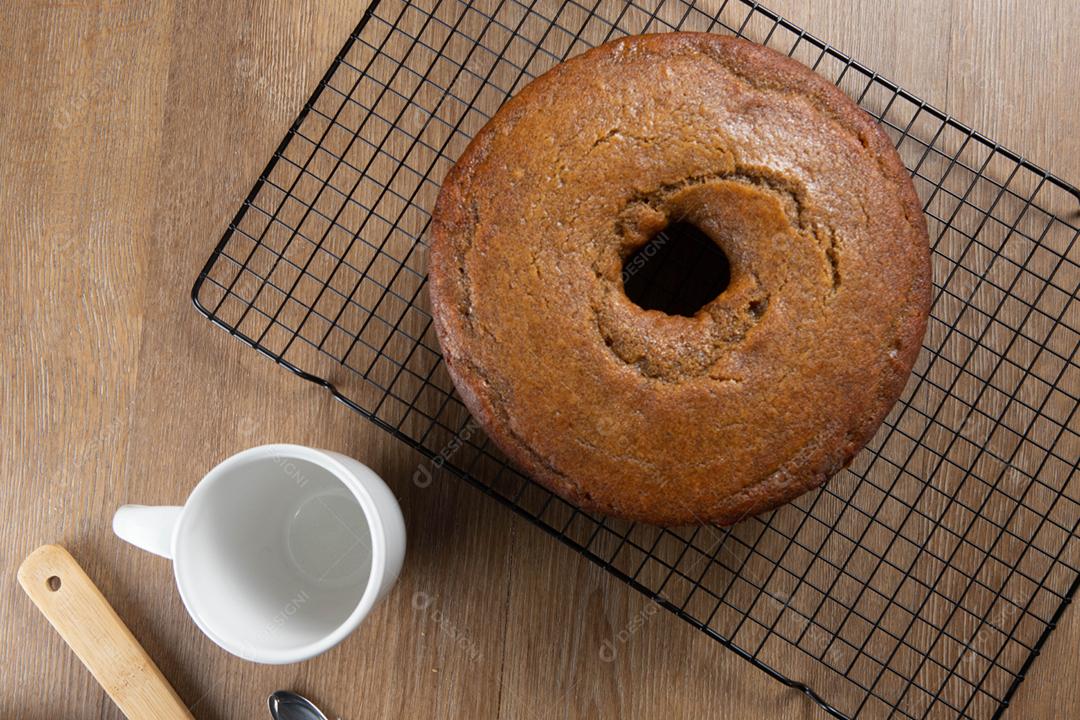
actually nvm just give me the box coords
[192,1,1080,718]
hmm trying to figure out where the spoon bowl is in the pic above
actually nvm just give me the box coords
[268,690,329,720]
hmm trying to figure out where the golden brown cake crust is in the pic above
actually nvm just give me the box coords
[428,33,931,526]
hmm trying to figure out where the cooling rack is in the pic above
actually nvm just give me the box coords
[191,1,1080,717]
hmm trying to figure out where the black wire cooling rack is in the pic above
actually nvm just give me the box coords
[192,1,1080,717]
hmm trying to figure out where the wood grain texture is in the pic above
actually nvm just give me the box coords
[18,545,194,720]
[1,1,1076,719]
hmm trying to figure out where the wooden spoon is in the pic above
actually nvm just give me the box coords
[18,544,194,720]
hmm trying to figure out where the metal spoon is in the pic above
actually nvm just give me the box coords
[268,690,330,720]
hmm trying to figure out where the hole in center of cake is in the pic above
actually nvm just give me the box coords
[621,221,730,317]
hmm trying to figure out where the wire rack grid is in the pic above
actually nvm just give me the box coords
[191,1,1080,718]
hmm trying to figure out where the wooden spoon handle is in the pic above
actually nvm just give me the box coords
[18,544,195,720]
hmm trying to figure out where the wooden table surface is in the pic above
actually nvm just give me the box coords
[3,1,1078,718]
